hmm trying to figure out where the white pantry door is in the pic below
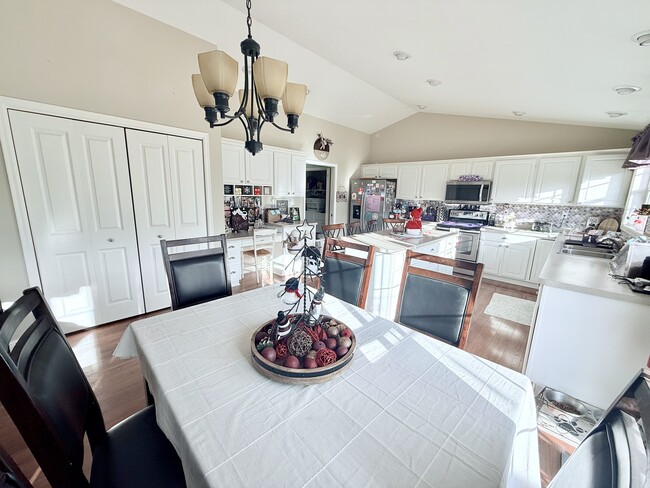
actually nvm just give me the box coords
[127,130,206,312]
[9,111,144,330]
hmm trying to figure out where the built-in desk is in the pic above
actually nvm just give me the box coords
[225,223,315,285]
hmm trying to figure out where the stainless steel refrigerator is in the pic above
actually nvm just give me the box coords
[349,178,397,229]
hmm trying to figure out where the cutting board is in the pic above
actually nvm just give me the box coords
[598,218,619,232]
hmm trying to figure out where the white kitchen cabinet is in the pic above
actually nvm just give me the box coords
[528,238,555,283]
[491,159,537,203]
[273,151,305,197]
[396,164,422,199]
[420,163,449,200]
[532,156,582,204]
[225,238,242,286]
[361,164,398,179]
[478,230,536,283]
[396,162,448,200]
[222,140,273,186]
[449,160,494,180]
[577,154,632,207]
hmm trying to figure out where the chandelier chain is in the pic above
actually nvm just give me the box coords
[246,0,253,39]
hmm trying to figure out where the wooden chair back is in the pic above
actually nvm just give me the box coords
[346,221,361,235]
[322,223,345,239]
[242,228,278,283]
[383,218,406,230]
[395,251,483,349]
[160,234,232,310]
[321,238,376,308]
[365,219,378,233]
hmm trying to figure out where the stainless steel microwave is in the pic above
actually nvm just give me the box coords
[444,181,491,204]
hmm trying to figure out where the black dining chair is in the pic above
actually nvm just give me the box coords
[0,287,187,488]
[395,251,483,350]
[0,444,32,488]
[161,234,232,310]
[548,369,650,488]
[321,237,376,308]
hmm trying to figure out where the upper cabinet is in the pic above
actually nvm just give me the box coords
[273,150,306,197]
[449,160,494,180]
[222,140,273,186]
[396,165,422,199]
[491,159,537,203]
[531,156,582,204]
[577,155,632,207]
[361,164,398,179]
[420,163,449,200]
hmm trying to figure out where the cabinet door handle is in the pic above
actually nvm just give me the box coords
[230,271,236,275]
[228,256,235,260]
[501,236,507,240]
[157,235,163,239]
[107,238,114,242]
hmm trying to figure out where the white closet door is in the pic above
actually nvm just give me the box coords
[127,130,207,312]
[127,129,174,311]
[9,111,144,330]
[168,135,206,239]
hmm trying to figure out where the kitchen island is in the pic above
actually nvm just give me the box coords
[524,234,650,408]
[341,224,458,319]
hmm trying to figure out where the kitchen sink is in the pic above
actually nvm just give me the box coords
[560,245,616,259]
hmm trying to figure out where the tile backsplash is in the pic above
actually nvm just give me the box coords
[396,199,623,231]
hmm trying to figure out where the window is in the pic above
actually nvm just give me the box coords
[622,166,650,234]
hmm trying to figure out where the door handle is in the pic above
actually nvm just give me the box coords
[107,238,114,242]
[157,235,163,239]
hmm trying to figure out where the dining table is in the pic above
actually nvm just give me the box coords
[114,286,541,488]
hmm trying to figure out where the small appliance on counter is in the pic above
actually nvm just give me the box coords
[610,240,650,278]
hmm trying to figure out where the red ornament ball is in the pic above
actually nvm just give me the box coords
[260,346,277,362]
[325,338,338,350]
[304,357,318,369]
[255,331,269,343]
[275,343,288,359]
[335,345,348,358]
[340,328,353,338]
[284,355,300,368]
[312,340,326,351]
[315,348,337,367]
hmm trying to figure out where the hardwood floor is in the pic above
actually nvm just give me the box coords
[0,271,566,487]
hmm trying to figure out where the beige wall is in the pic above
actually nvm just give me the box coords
[0,0,370,301]
[369,112,637,163]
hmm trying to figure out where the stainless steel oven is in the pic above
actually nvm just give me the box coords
[436,209,489,262]
[455,231,481,262]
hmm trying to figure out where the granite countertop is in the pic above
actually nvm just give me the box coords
[539,234,648,305]
[345,225,456,253]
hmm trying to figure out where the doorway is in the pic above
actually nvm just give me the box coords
[306,163,332,238]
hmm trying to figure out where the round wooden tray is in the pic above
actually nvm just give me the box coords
[250,315,356,385]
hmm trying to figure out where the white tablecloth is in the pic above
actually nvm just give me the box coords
[117,286,541,488]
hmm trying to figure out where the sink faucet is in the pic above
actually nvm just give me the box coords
[596,235,624,253]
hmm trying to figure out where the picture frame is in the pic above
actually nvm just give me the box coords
[254,186,262,196]
[242,185,253,196]
[289,207,301,222]
[276,199,289,214]
[263,186,272,195]
[234,186,242,196]
[224,184,234,195]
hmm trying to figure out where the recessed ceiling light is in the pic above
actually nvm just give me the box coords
[606,112,627,118]
[614,85,641,95]
[632,30,650,46]
[417,105,428,110]
[393,51,411,61]
[512,111,526,117]
[426,79,442,87]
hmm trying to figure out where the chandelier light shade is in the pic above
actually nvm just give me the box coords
[622,123,650,168]
[191,0,307,155]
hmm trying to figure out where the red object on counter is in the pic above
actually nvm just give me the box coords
[405,207,423,230]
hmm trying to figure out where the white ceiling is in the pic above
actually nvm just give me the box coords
[113,0,650,134]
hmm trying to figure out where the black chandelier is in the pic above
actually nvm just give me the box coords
[192,0,307,155]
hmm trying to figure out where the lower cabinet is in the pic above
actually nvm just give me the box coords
[528,239,555,284]
[225,239,242,286]
[478,231,536,283]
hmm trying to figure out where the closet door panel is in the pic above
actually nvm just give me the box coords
[169,135,206,239]
[127,129,175,312]
[81,130,143,320]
